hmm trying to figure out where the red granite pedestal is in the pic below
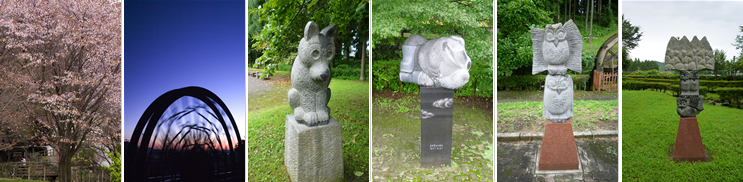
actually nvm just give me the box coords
[538,120,579,170]
[672,117,706,162]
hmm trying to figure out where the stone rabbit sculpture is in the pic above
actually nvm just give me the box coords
[288,21,338,126]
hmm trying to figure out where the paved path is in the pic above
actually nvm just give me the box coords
[248,75,271,93]
[497,138,618,182]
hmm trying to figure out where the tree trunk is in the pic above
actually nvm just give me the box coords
[589,0,594,45]
[585,0,588,30]
[598,0,602,27]
[570,0,575,20]
[564,0,567,22]
[58,149,73,182]
[360,40,366,80]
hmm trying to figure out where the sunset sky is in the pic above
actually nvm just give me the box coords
[123,0,245,142]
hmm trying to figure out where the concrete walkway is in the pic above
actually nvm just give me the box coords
[248,75,271,93]
[497,138,618,182]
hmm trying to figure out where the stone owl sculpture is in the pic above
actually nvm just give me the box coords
[399,35,471,90]
[531,20,582,123]
[288,21,337,126]
[664,36,713,117]
[532,20,582,75]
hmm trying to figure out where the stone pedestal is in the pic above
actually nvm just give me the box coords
[673,117,706,162]
[420,87,454,167]
[284,114,343,182]
[538,120,579,170]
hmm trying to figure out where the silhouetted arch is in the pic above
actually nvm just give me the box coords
[125,86,243,181]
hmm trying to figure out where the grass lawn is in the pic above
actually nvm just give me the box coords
[497,99,618,133]
[622,90,743,181]
[0,178,47,182]
[372,91,493,181]
[584,30,618,51]
[248,71,369,181]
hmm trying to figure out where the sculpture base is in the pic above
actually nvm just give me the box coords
[538,120,580,170]
[285,114,343,182]
[420,87,454,168]
[673,117,706,162]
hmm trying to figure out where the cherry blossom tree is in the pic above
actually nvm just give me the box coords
[0,1,121,181]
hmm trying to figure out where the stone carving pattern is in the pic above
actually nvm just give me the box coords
[432,98,454,108]
[288,21,338,126]
[665,36,714,117]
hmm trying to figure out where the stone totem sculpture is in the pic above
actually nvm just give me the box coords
[531,20,582,170]
[284,21,343,181]
[664,36,713,162]
[399,34,471,167]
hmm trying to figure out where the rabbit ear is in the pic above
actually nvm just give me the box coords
[304,21,319,40]
[321,24,339,39]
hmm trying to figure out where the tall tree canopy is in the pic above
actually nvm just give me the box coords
[497,0,551,77]
[0,1,121,181]
[372,0,493,97]
[622,15,642,71]
[622,15,643,51]
[373,0,493,60]
[251,0,369,78]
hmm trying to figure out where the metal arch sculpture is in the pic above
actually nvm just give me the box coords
[125,86,243,181]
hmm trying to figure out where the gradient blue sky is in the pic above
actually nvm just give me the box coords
[124,0,245,140]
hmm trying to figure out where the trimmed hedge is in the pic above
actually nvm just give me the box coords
[717,87,743,108]
[622,80,671,92]
[668,85,709,96]
[497,74,589,91]
[624,72,743,81]
[624,77,743,91]
[372,59,493,97]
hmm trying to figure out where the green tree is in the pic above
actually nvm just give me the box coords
[497,0,551,76]
[622,15,642,51]
[252,0,369,79]
[732,26,743,52]
[714,49,727,76]
[622,48,632,72]
[248,0,267,66]
[104,150,121,182]
[622,15,642,71]
[373,0,493,97]
[373,0,492,58]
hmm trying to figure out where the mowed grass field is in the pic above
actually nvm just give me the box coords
[622,90,743,181]
[248,71,369,181]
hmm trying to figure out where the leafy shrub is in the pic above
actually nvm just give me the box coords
[625,77,743,91]
[372,59,493,97]
[623,81,671,92]
[668,85,709,96]
[582,50,595,75]
[332,63,369,80]
[717,87,743,108]
[624,70,743,81]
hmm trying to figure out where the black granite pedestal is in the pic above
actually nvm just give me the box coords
[420,87,454,167]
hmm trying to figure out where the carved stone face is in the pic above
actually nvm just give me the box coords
[542,24,569,66]
[543,74,573,122]
[437,39,471,89]
[679,70,699,95]
[415,36,472,90]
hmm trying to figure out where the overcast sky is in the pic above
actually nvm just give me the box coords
[623,1,743,62]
